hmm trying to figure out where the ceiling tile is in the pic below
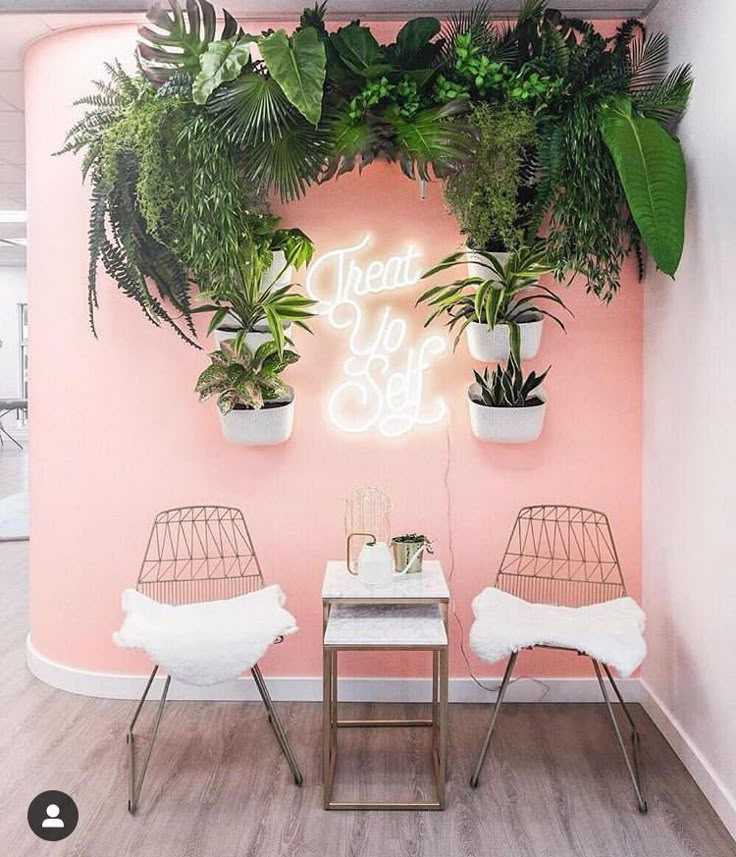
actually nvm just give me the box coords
[0,141,24,165]
[0,164,25,183]
[0,72,24,111]
[0,112,24,142]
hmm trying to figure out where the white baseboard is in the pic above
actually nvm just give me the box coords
[640,680,736,841]
[26,635,643,703]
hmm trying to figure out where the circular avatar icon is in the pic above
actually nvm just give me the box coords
[27,790,79,841]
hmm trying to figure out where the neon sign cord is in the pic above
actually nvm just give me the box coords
[443,422,550,700]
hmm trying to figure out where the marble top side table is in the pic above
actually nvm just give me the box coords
[321,560,449,810]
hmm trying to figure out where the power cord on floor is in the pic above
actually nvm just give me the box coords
[442,420,550,701]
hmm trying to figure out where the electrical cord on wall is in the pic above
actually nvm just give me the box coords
[442,420,550,701]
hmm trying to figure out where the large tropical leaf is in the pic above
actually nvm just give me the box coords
[387,99,474,181]
[600,97,686,275]
[322,111,377,179]
[242,117,331,201]
[259,28,327,125]
[207,71,293,144]
[192,37,251,104]
[390,17,442,68]
[137,0,238,86]
[329,23,391,78]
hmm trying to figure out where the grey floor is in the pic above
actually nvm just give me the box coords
[1,444,735,856]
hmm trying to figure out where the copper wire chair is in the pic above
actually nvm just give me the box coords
[469,505,647,813]
[126,506,303,814]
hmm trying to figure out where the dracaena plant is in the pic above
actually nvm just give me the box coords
[195,339,299,413]
[197,218,317,359]
[417,244,569,356]
[471,355,549,409]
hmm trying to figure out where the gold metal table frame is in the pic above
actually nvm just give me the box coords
[321,560,450,811]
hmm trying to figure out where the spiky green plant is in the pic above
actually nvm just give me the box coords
[471,354,549,408]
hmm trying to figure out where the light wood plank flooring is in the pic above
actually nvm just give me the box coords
[1,537,735,857]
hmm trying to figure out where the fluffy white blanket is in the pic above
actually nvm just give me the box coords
[113,585,297,686]
[470,587,646,678]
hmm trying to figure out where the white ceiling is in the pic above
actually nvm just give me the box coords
[0,0,660,266]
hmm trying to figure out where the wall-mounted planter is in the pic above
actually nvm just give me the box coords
[466,319,543,362]
[218,388,295,445]
[262,250,293,292]
[467,383,546,444]
[465,248,510,280]
[214,322,293,349]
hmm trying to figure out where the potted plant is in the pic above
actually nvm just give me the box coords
[468,355,549,444]
[200,219,317,357]
[417,245,568,362]
[442,103,536,277]
[195,340,298,445]
[391,533,433,574]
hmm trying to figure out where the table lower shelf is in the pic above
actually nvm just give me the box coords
[322,647,449,811]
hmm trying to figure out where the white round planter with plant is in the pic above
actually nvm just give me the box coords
[418,245,569,362]
[465,247,509,280]
[467,356,549,444]
[195,340,299,446]
[200,223,316,358]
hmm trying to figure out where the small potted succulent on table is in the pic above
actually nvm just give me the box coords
[468,354,549,443]
[418,244,568,362]
[195,340,298,445]
[391,533,433,574]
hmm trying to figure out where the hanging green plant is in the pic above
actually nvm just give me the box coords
[60,0,694,352]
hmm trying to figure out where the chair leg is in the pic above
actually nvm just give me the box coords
[127,666,171,815]
[592,659,648,813]
[251,664,303,786]
[470,651,518,788]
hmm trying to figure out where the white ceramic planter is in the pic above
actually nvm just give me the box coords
[214,322,293,349]
[466,319,543,362]
[465,248,510,280]
[467,384,546,444]
[261,250,293,292]
[218,389,295,445]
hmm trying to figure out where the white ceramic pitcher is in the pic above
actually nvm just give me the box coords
[347,533,426,586]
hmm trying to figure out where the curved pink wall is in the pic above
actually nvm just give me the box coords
[26,24,642,683]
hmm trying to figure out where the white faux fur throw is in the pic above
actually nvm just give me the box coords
[113,585,297,686]
[470,587,646,678]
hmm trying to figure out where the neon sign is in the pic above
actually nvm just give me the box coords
[305,234,447,437]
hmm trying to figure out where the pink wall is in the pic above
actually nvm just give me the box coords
[26,23,642,683]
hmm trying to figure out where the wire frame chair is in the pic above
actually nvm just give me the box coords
[127,506,303,814]
[470,505,647,813]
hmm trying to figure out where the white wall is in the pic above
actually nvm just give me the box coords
[643,0,736,835]
[0,266,26,399]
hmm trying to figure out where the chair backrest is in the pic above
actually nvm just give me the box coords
[494,505,627,607]
[136,506,264,605]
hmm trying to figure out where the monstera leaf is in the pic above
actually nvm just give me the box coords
[600,96,686,275]
[137,0,239,85]
[192,38,251,104]
[258,28,326,126]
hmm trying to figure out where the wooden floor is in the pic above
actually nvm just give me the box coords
[1,446,734,855]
